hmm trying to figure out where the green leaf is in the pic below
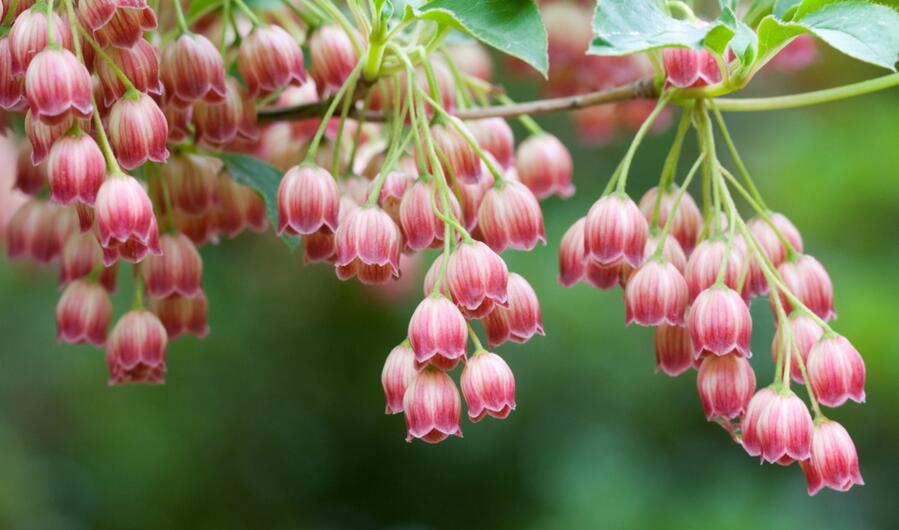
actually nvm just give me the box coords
[720,7,758,65]
[757,1,899,71]
[774,0,803,18]
[215,152,300,249]
[588,0,732,56]
[415,0,548,77]
[719,0,738,10]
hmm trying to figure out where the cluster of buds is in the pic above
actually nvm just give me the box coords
[556,50,865,493]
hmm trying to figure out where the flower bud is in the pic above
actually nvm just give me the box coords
[806,334,865,407]
[585,261,622,291]
[141,233,203,299]
[161,33,226,106]
[754,390,813,464]
[461,351,516,421]
[515,133,574,199]
[739,386,779,458]
[477,180,545,253]
[688,286,752,358]
[483,273,544,347]
[25,48,92,125]
[446,40,492,81]
[685,238,746,300]
[663,48,722,88]
[638,186,703,254]
[446,240,509,312]
[149,292,209,339]
[107,93,169,169]
[163,154,220,215]
[309,25,358,95]
[696,352,756,420]
[335,205,402,284]
[558,217,587,287]
[165,103,192,142]
[192,77,258,145]
[0,37,25,110]
[59,230,99,283]
[427,123,482,185]
[624,258,689,326]
[408,294,467,370]
[801,420,864,495]
[25,108,74,165]
[277,163,339,236]
[238,24,306,98]
[47,131,106,205]
[745,213,803,296]
[56,279,112,346]
[215,174,268,238]
[771,34,819,71]
[9,9,72,75]
[403,369,462,443]
[173,210,219,247]
[94,174,160,264]
[775,254,835,321]
[468,118,514,169]
[106,309,167,385]
[772,313,823,383]
[95,39,162,107]
[15,142,47,195]
[92,7,157,49]
[654,324,694,376]
[5,200,64,262]
[584,193,648,267]
[381,342,416,415]
[453,168,493,231]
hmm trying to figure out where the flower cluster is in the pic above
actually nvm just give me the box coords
[556,54,864,495]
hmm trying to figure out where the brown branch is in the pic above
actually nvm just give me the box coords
[257,77,660,124]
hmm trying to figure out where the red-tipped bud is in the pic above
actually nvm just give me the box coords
[740,386,779,457]
[428,123,482,185]
[483,273,544,347]
[685,238,746,299]
[654,324,694,376]
[161,33,226,106]
[689,286,752,357]
[446,240,509,312]
[277,163,339,235]
[9,9,72,75]
[47,131,106,205]
[335,205,402,284]
[107,93,169,169]
[696,352,756,420]
[515,133,574,199]
[94,174,160,264]
[638,186,703,254]
[149,293,209,339]
[0,37,25,110]
[91,7,157,49]
[59,231,101,284]
[453,168,493,231]
[302,227,336,264]
[25,108,73,164]
[408,294,467,370]
[461,351,516,422]
[775,255,835,321]
[772,34,819,71]
[95,39,162,107]
[398,179,460,250]
[663,47,722,88]
[772,313,824,383]
[238,24,306,98]
[215,174,268,238]
[165,103,192,142]
[192,77,258,146]
[468,118,514,169]
[585,261,622,291]
[755,390,813,464]
[76,0,145,33]
[309,25,358,95]
[745,213,803,296]
[806,334,865,407]
[141,233,203,299]
[105,309,167,385]
[477,180,545,253]
[558,217,587,287]
[25,48,92,125]
[624,258,688,326]
[173,210,219,246]
[56,279,112,346]
[5,200,65,262]
[801,420,864,495]
[403,369,462,443]
[381,342,416,415]
[584,193,648,267]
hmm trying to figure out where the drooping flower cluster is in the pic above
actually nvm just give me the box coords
[557,57,865,495]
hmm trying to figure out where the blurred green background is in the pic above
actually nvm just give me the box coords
[2,47,898,529]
